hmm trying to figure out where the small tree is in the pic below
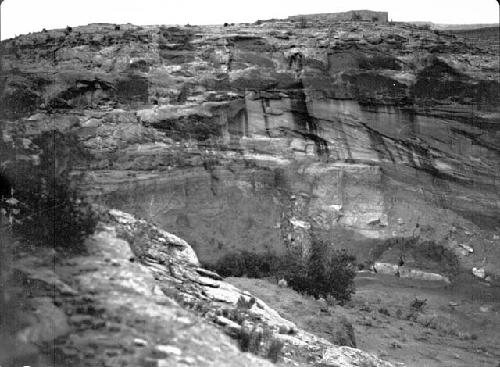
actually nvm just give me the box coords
[1,131,97,251]
[209,251,281,278]
[285,238,356,304]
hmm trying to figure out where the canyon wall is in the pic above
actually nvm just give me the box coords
[1,19,499,280]
[289,10,389,23]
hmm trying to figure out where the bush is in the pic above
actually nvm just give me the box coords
[209,238,356,304]
[410,298,427,312]
[267,337,284,362]
[1,131,97,251]
[11,180,97,250]
[0,228,19,332]
[209,251,282,278]
[285,239,356,304]
[237,321,284,362]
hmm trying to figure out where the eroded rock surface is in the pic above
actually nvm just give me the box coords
[4,210,393,366]
[1,19,498,282]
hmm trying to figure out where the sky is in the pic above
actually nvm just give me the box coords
[1,0,499,40]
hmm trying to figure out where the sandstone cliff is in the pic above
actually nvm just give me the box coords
[1,19,498,281]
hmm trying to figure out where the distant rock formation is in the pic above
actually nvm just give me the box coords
[289,10,389,23]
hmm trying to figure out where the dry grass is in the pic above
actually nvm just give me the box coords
[228,274,500,367]
[227,277,356,347]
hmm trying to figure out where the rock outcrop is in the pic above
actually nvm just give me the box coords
[289,10,389,23]
[3,209,393,366]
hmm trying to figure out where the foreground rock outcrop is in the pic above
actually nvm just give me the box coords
[3,209,393,367]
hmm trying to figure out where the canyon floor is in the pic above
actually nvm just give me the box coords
[229,274,500,367]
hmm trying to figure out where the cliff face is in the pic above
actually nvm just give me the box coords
[289,10,389,23]
[1,19,499,280]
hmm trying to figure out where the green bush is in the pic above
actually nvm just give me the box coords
[209,251,282,278]
[208,238,356,304]
[237,321,284,362]
[10,180,97,250]
[285,239,356,304]
[1,131,97,251]
[0,228,19,332]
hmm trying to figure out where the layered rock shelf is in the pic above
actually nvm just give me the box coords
[1,18,499,280]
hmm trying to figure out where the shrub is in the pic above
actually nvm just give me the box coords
[267,337,284,362]
[0,228,19,332]
[237,322,284,362]
[209,239,356,304]
[410,298,427,312]
[1,131,97,251]
[209,251,282,278]
[285,239,356,304]
[411,241,460,276]
[11,180,97,250]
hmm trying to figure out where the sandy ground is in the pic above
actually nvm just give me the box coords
[228,273,500,367]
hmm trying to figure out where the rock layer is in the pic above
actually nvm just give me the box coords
[1,19,499,281]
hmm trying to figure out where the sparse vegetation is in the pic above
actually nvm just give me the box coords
[219,296,286,362]
[209,250,282,278]
[210,238,356,305]
[410,297,428,312]
[285,239,356,304]
[0,131,97,251]
[0,228,19,335]
[266,334,284,363]
[237,322,284,362]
